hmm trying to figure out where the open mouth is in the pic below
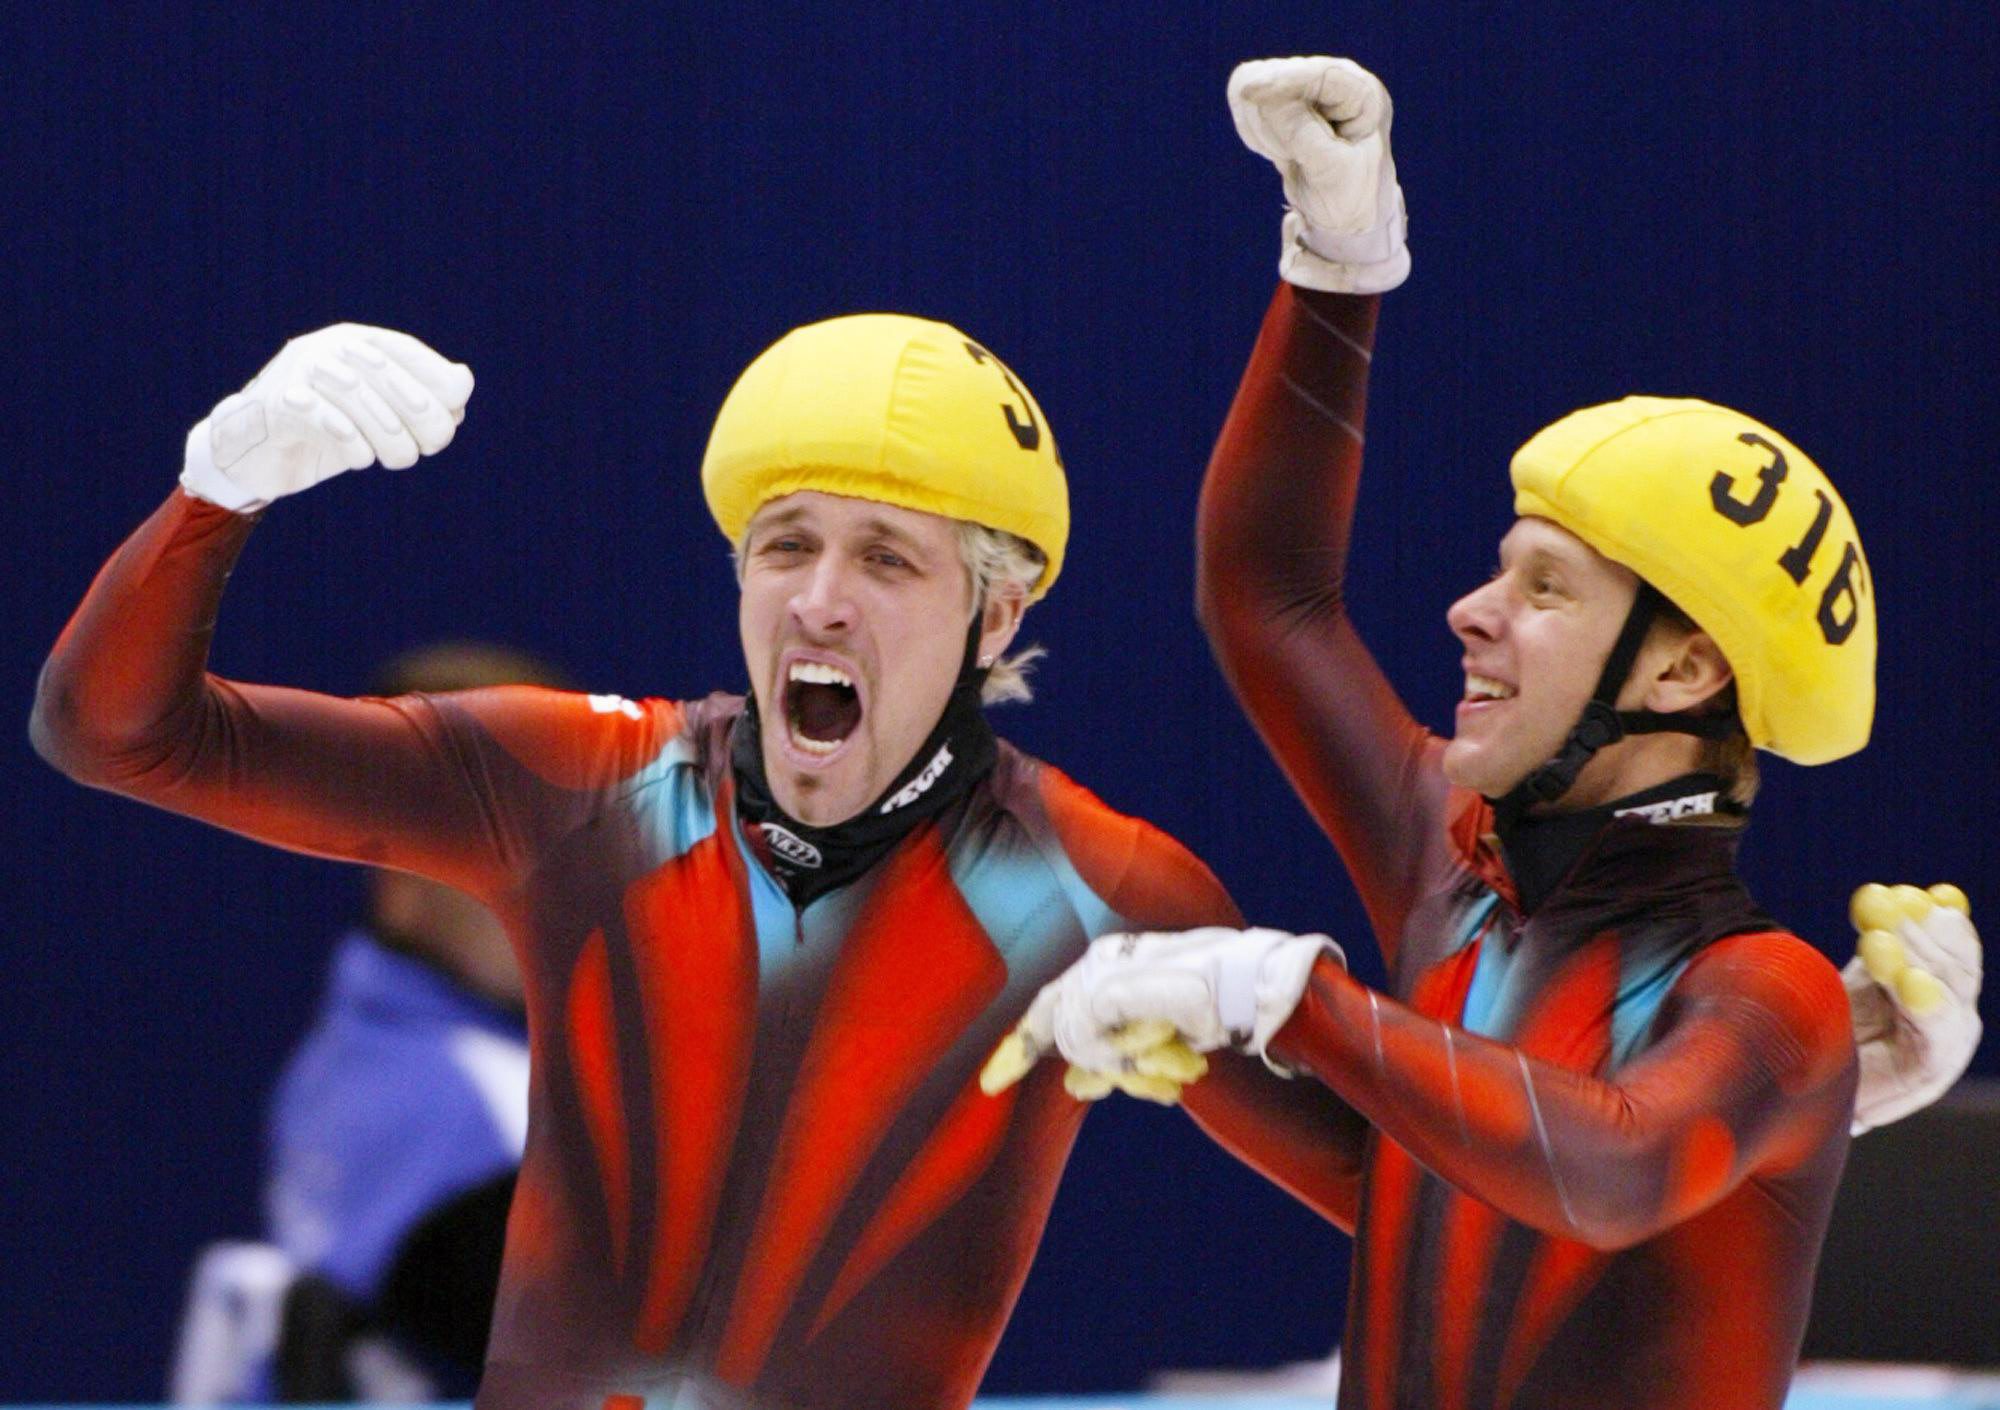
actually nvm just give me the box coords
[784,659,862,756]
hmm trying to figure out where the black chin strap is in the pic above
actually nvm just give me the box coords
[1492,581,1740,832]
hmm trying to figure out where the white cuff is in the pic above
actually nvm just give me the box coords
[1279,209,1411,295]
[178,416,268,514]
[1248,931,1345,1075]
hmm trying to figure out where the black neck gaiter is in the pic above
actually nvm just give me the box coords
[731,628,998,907]
[1496,771,1744,916]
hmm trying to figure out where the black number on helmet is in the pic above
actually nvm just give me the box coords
[1778,490,1835,586]
[1709,433,1788,525]
[963,342,1042,452]
[1708,433,1865,647]
[1816,542,1868,645]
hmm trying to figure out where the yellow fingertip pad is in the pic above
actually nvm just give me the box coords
[1889,884,1934,920]
[1927,883,1970,915]
[1115,1071,1187,1106]
[1850,883,1898,934]
[1064,1066,1115,1101]
[1853,882,1950,933]
[1134,1041,1209,1084]
[980,1032,1036,1096]
[1858,929,1906,986]
[1109,1018,1181,1055]
[1895,967,1947,1016]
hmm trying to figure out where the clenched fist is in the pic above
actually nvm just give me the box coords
[180,324,473,513]
[1229,56,1410,293]
[1846,882,1983,1135]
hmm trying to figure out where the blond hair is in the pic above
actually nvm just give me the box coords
[956,521,1047,706]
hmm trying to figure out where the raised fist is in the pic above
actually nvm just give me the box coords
[180,324,473,513]
[1228,56,1409,293]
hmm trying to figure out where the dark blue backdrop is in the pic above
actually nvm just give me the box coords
[7,4,1995,1398]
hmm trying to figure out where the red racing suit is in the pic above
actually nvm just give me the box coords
[32,491,1359,1409]
[1197,286,1858,1410]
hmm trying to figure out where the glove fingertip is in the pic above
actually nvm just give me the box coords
[1894,967,1948,1016]
[315,403,362,441]
[1063,1066,1114,1102]
[1234,75,1274,105]
[1927,882,1970,916]
[1109,1017,1179,1054]
[433,361,475,410]
[1857,929,1906,986]
[978,1031,1035,1095]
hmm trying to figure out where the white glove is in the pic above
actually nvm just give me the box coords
[181,324,474,513]
[1228,56,1410,293]
[980,927,1343,1102]
[1846,883,1983,1136]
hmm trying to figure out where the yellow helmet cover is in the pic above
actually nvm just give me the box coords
[1511,397,1875,764]
[702,313,1070,598]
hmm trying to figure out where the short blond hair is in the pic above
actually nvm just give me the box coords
[956,521,1047,705]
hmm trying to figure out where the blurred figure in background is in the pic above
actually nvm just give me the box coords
[265,640,575,1399]
[176,642,571,1404]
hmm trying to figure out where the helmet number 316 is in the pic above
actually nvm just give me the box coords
[1708,431,1868,646]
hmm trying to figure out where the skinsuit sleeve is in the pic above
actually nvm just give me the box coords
[1195,286,1450,963]
[1270,934,1857,1249]
[31,491,667,902]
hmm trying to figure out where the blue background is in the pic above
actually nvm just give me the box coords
[6,2,1995,1399]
